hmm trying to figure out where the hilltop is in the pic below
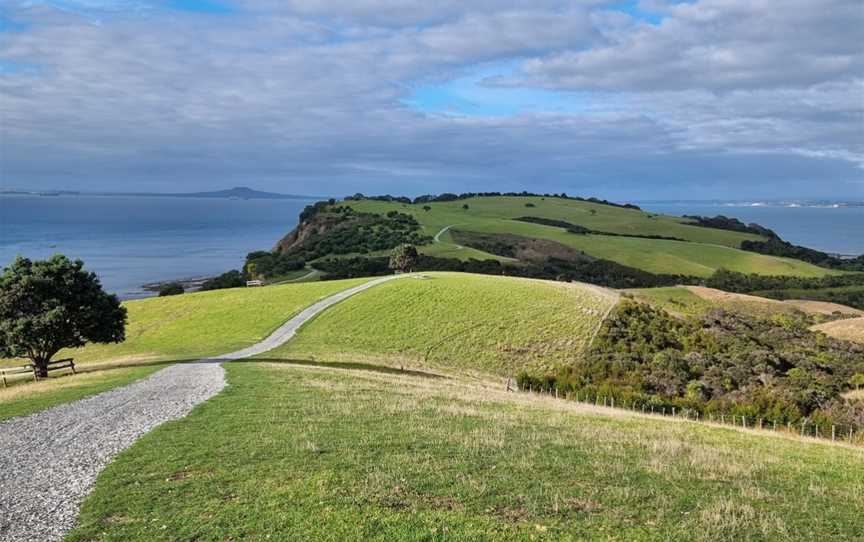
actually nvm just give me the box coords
[246,193,864,303]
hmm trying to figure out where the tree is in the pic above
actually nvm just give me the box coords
[423,205,432,212]
[158,282,184,296]
[462,204,470,210]
[389,244,418,273]
[850,374,864,391]
[0,255,126,377]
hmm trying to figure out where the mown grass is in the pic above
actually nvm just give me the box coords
[0,278,372,369]
[343,196,837,278]
[265,272,618,376]
[68,362,864,542]
[0,364,166,421]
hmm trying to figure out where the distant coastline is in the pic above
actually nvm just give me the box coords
[636,199,864,209]
[0,186,324,201]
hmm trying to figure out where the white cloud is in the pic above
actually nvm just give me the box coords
[0,0,861,198]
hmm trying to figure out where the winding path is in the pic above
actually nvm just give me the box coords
[434,224,463,249]
[0,275,400,542]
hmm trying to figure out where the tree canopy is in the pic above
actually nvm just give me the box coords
[389,244,419,273]
[0,255,127,376]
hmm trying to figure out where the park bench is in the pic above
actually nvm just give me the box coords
[0,358,76,387]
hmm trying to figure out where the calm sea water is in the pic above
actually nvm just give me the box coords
[641,202,864,256]
[0,195,313,299]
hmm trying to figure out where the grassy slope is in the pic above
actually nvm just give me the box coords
[0,365,165,421]
[812,317,864,344]
[265,272,618,376]
[69,362,864,542]
[0,278,371,370]
[343,197,836,278]
[630,286,862,323]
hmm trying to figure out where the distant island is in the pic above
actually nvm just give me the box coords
[0,186,321,200]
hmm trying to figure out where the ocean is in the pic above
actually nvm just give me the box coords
[0,195,313,299]
[640,202,864,256]
[2,195,861,300]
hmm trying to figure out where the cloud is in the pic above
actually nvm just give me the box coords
[0,0,861,198]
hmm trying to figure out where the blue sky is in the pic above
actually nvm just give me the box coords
[0,0,861,199]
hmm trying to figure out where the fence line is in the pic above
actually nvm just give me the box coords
[511,381,860,445]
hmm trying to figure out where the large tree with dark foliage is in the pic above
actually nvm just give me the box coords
[389,244,419,273]
[0,255,126,377]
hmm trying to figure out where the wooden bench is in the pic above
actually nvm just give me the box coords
[1,365,36,387]
[0,358,76,387]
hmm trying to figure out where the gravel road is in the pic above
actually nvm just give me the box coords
[0,274,400,542]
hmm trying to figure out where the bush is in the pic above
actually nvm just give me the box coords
[159,282,184,296]
[200,270,244,291]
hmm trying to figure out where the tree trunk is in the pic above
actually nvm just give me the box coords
[33,358,49,379]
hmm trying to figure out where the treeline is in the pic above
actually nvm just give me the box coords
[244,251,305,281]
[515,216,687,241]
[344,191,642,210]
[518,301,864,433]
[742,238,864,272]
[683,215,779,238]
[315,254,692,289]
[706,269,864,293]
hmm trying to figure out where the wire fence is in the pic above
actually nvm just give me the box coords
[512,381,861,446]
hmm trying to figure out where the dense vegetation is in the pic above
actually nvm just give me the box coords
[742,238,864,271]
[519,301,864,434]
[706,269,864,309]
[684,215,779,238]
[158,282,184,296]
[244,251,305,281]
[280,208,431,264]
[200,270,245,291]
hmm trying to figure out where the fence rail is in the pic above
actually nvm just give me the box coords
[511,381,860,445]
[0,358,76,387]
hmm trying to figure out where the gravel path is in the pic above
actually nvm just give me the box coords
[0,274,400,542]
[433,225,463,249]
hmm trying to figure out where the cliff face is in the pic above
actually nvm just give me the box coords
[275,212,358,253]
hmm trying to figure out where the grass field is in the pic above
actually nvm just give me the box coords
[342,196,837,278]
[0,278,372,371]
[0,365,166,421]
[812,317,864,344]
[628,285,861,321]
[68,362,864,542]
[265,273,618,376]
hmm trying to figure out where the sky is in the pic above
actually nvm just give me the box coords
[0,0,862,200]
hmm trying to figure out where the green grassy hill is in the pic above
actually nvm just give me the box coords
[265,272,619,376]
[0,277,372,370]
[340,196,836,277]
[68,362,864,542]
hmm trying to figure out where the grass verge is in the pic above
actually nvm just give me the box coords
[69,362,864,541]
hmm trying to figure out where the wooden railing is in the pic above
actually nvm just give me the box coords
[0,358,76,387]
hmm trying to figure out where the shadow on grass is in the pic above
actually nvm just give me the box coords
[232,357,447,380]
[2,356,445,390]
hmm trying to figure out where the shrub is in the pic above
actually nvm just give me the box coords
[158,282,184,296]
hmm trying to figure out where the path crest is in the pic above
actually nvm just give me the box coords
[0,275,400,542]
